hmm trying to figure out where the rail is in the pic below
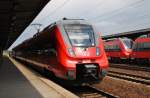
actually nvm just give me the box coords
[108,71,150,85]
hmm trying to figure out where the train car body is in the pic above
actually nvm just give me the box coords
[104,38,132,62]
[13,19,109,84]
[130,34,150,64]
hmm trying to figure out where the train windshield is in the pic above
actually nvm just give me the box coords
[122,39,133,49]
[64,24,95,47]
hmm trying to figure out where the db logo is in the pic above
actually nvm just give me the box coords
[77,48,90,56]
[81,52,90,56]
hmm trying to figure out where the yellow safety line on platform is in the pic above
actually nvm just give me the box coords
[8,56,78,98]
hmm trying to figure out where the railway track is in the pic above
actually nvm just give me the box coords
[110,63,150,72]
[67,85,118,98]
[108,71,150,85]
[13,56,118,98]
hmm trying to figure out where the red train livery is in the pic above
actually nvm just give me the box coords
[104,38,132,62]
[130,34,150,64]
[12,19,109,84]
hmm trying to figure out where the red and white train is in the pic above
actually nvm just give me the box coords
[104,34,150,65]
[104,38,133,63]
[12,18,109,84]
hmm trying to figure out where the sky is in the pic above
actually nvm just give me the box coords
[9,0,150,50]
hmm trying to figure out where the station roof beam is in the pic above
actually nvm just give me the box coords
[102,28,150,40]
[0,0,50,50]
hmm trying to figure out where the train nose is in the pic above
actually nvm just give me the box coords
[125,51,132,56]
[76,64,99,80]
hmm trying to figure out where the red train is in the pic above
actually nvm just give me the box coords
[130,34,150,64]
[12,19,109,84]
[104,38,133,63]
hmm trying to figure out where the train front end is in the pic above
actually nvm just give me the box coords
[56,19,109,84]
[120,38,133,59]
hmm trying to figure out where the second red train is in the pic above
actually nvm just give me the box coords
[104,34,150,65]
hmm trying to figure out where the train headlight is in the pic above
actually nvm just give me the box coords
[101,69,107,77]
[96,47,100,56]
[68,48,75,56]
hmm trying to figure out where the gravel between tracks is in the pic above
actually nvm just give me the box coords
[109,67,150,79]
[93,76,150,98]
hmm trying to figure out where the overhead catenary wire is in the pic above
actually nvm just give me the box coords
[111,11,150,24]
[89,0,149,34]
[88,0,144,21]
[89,0,144,20]
[97,11,150,29]
[36,0,71,22]
[31,23,42,33]
[115,12,150,29]
[83,0,106,16]
[104,18,150,34]
[112,19,150,33]
[97,11,150,34]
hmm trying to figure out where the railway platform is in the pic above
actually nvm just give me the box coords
[0,56,78,98]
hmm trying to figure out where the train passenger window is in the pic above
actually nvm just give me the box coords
[138,43,143,49]
[134,42,150,51]
[64,24,95,47]
[104,44,121,51]
[132,43,137,51]
[114,45,121,51]
[142,42,150,50]
[47,49,57,56]
[148,34,150,38]
[104,45,111,51]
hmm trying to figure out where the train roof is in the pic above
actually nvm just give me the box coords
[13,18,92,51]
[102,28,150,40]
[41,18,91,33]
[135,37,150,42]
[56,18,90,25]
[105,37,132,42]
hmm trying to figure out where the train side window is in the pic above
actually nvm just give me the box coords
[109,45,114,51]
[138,43,142,50]
[47,49,57,56]
[135,42,150,51]
[104,44,121,52]
[104,45,111,52]
[45,37,57,56]
[104,45,109,51]
[148,34,150,37]
[142,42,150,50]
[132,43,137,51]
[115,45,121,51]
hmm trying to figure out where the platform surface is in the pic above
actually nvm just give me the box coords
[0,57,44,98]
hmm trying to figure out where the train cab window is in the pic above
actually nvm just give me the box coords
[122,39,133,49]
[64,24,95,47]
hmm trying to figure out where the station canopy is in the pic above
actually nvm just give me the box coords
[0,0,50,50]
[102,28,150,40]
